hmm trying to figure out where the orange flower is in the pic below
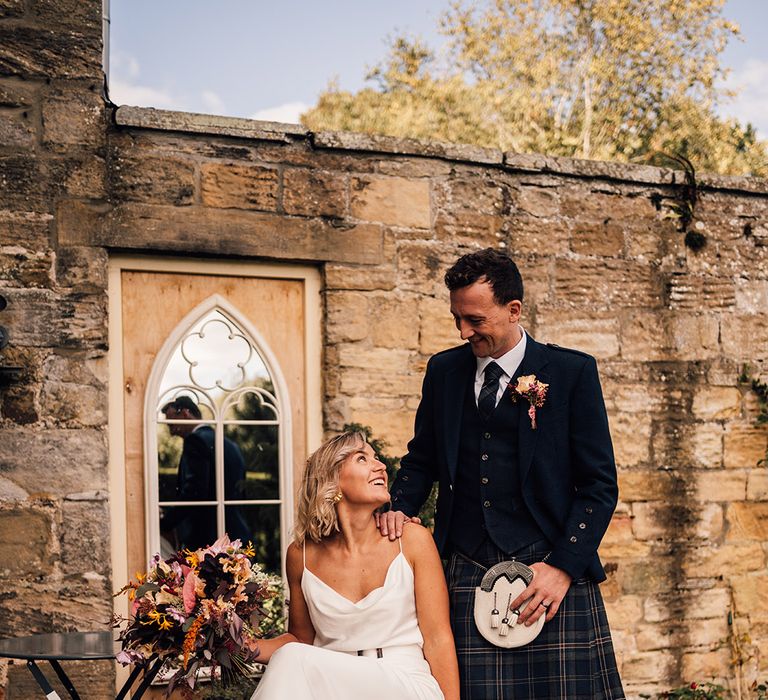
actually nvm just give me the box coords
[182,616,204,670]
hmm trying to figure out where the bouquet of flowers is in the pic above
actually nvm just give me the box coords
[113,535,282,694]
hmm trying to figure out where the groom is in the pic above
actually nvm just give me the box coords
[381,248,625,698]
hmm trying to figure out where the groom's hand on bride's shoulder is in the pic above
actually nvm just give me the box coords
[375,510,421,540]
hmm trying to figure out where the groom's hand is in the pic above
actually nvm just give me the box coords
[511,562,572,626]
[375,510,421,540]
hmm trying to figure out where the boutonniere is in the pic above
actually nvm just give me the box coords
[509,374,549,430]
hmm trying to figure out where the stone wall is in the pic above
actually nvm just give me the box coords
[0,0,114,696]
[2,1,768,698]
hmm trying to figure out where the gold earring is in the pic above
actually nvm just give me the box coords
[332,492,343,503]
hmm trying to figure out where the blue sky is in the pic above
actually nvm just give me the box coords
[108,0,768,139]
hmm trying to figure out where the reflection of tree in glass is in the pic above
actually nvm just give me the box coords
[226,378,281,574]
[157,424,182,501]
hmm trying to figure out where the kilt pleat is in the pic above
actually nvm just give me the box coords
[447,540,625,700]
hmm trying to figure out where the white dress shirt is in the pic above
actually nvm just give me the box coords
[473,328,527,406]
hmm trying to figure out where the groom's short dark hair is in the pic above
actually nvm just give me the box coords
[444,248,524,304]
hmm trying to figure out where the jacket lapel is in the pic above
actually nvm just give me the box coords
[516,336,549,485]
[442,345,475,483]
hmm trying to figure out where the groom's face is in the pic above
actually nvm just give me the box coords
[450,280,522,359]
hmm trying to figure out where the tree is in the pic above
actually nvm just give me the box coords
[302,0,767,176]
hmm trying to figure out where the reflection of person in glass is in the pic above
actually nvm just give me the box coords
[160,396,250,550]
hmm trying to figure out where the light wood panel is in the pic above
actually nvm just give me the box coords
[120,270,306,577]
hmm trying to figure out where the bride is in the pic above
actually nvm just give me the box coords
[251,431,459,699]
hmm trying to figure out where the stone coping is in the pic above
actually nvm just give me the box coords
[113,105,768,194]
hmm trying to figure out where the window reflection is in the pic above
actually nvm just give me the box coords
[152,308,284,574]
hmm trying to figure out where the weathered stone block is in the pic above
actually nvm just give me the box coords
[339,369,422,398]
[515,186,559,218]
[283,168,347,217]
[60,497,109,574]
[682,542,766,577]
[721,314,768,361]
[571,221,624,257]
[0,26,102,80]
[30,0,102,32]
[669,313,721,360]
[724,424,768,468]
[54,246,107,290]
[0,210,52,249]
[351,176,430,228]
[435,175,509,216]
[337,347,411,373]
[0,247,53,288]
[552,258,660,310]
[747,470,768,500]
[41,86,103,149]
[419,295,456,356]
[632,502,723,541]
[667,273,736,310]
[534,312,620,359]
[644,587,731,622]
[200,162,278,211]
[618,469,685,502]
[0,427,107,496]
[506,215,571,257]
[681,650,731,687]
[110,153,195,205]
[691,423,724,468]
[325,291,369,343]
[696,470,747,502]
[433,210,504,248]
[324,263,396,291]
[609,412,651,467]
[66,202,385,264]
[735,277,768,313]
[368,295,421,350]
[603,594,642,629]
[0,0,24,17]
[561,187,658,221]
[395,242,455,297]
[0,109,35,147]
[725,502,768,541]
[620,650,676,682]
[691,386,741,420]
[0,507,52,577]
[732,574,768,615]
[601,513,651,558]
[348,396,412,456]
[618,311,668,361]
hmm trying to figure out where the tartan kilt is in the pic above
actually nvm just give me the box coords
[447,539,625,700]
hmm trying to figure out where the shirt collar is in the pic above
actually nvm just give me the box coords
[475,328,527,379]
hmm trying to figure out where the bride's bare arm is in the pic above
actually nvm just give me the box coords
[405,525,460,700]
[254,542,315,662]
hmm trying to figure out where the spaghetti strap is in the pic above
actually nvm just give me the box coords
[303,541,306,568]
[398,537,403,554]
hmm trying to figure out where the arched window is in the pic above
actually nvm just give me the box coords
[143,295,292,575]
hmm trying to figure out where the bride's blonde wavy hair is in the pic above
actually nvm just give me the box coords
[293,431,366,545]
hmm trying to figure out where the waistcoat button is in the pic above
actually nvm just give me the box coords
[483,500,491,508]
[481,477,489,485]
[481,454,489,461]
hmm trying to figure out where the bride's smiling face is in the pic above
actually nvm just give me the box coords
[337,442,390,508]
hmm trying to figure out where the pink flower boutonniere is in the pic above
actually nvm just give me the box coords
[509,374,549,430]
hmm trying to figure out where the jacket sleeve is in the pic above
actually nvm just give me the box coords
[545,356,618,579]
[390,357,440,517]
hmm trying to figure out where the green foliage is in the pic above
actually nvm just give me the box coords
[738,365,768,467]
[302,0,768,177]
[342,422,437,529]
[657,682,727,699]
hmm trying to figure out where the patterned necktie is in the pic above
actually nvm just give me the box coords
[478,361,504,421]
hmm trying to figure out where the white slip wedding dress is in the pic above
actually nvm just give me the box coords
[252,540,444,700]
